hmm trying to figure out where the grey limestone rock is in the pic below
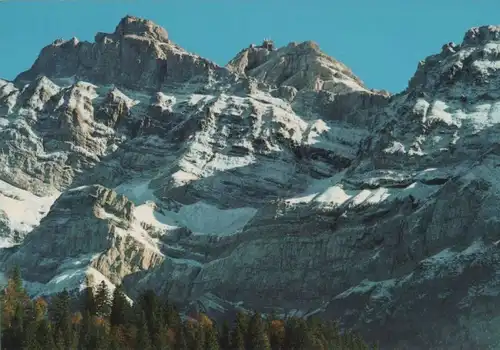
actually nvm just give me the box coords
[2,15,500,349]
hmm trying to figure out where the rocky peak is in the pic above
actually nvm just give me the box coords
[407,25,500,96]
[227,39,372,95]
[15,16,223,91]
[462,25,500,46]
[112,15,170,42]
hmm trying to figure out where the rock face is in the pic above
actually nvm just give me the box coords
[3,16,500,349]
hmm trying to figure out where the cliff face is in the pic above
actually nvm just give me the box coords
[2,16,500,349]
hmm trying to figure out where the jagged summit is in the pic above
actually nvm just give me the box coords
[462,25,500,45]
[407,24,500,95]
[14,15,386,99]
[111,15,170,42]
[227,39,370,95]
[15,15,222,91]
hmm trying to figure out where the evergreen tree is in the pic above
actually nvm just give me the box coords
[163,302,181,330]
[193,324,205,350]
[229,320,245,350]
[204,323,220,350]
[36,319,56,350]
[78,310,93,350]
[49,289,75,349]
[235,311,249,336]
[184,320,204,350]
[136,311,152,350]
[110,284,130,326]
[95,281,112,318]
[284,317,316,350]
[11,302,25,348]
[174,324,188,350]
[9,265,23,293]
[82,286,97,316]
[109,325,129,350]
[247,312,270,350]
[0,273,374,350]
[22,315,38,350]
[78,311,109,350]
[219,320,231,350]
[137,289,162,338]
[152,324,171,350]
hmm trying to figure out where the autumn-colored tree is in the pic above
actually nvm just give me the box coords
[0,270,375,350]
[268,318,285,350]
[33,297,48,321]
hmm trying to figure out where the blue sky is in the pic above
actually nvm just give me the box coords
[0,0,498,92]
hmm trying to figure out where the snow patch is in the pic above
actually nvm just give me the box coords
[0,180,59,240]
[174,202,257,236]
[334,279,396,300]
[27,267,116,297]
[383,141,406,154]
[114,179,156,205]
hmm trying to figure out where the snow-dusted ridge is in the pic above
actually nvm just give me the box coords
[3,16,500,349]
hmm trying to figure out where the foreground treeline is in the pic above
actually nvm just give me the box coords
[1,268,376,349]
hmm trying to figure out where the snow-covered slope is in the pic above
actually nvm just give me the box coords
[3,15,500,349]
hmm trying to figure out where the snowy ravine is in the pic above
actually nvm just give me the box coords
[3,15,500,349]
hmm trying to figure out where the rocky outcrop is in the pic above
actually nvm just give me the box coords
[3,185,163,288]
[3,15,500,349]
[228,40,367,94]
[15,16,227,92]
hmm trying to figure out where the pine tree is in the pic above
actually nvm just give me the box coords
[78,310,93,350]
[0,274,374,350]
[152,324,171,350]
[110,284,130,326]
[136,311,152,350]
[82,286,97,316]
[49,289,75,349]
[137,289,162,338]
[235,311,249,336]
[36,319,56,350]
[9,265,23,294]
[284,317,313,350]
[163,302,181,330]
[11,302,25,349]
[22,314,38,350]
[174,324,188,350]
[109,325,128,350]
[219,320,231,350]
[247,312,270,350]
[95,281,111,318]
[230,320,245,350]
[306,317,327,350]
[204,324,220,350]
[193,324,205,350]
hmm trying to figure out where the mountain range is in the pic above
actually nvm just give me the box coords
[1,16,500,349]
